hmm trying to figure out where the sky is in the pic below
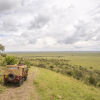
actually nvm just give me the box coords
[0,0,100,52]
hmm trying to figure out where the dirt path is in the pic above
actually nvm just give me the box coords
[0,67,38,100]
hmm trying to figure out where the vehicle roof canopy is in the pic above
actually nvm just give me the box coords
[6,64,27,68]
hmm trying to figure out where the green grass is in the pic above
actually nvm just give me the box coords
[66,56,100,70]
[0,55,6,93]
[0,78,6,93]
[0,69,6,93]
[8,52,100,70]
[33,67,100,100]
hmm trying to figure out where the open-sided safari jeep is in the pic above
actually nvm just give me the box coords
[4,64,28,86]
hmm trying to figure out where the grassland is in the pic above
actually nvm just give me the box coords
[34,67,100,100]
[8,52,100,87]
[8,51,100,70]
[0,68,6,93]
[0,51,100,99]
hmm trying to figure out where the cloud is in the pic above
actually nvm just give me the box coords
[0,16,18,32]
[0,0,100,51]
[29,14,50,29]
[0,0,20,13]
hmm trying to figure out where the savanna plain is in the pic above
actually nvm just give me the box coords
[0,52,100,100]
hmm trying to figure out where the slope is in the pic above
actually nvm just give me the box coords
[33,67,100,100]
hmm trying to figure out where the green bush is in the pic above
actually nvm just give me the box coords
[88,76,97,86]
[73,69,83,80]
[22,59,31,68]
[2,56,17,65]
[65,69,73,76]
[97,82,100,87]
[0,53,6,57]
[49,66,54,70]
[37,64,46,68]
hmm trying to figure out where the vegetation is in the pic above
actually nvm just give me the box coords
[0,44,6,57]
[0,52,100,99]
[8,52,100,70]
[2,56,17,65]
[0,44,5,53]
[0,67,6,93]
[0,78,6,93]
[34,67,100,100]
[15,56,99,87]
[20,59,31,68]
[7,52,100,87]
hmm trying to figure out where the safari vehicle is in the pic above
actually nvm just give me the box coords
[4,64,28,86]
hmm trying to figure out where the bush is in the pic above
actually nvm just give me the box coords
[2,56,17,65]
[22,59,31,68]
[88,76,97,86]
[49,66,54,70]
[0,53,6,57]
[37,64,46,68]
[73,69,83,80]
[65,69,73,76]
[97,82,100,87]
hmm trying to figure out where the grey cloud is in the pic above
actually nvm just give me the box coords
[0,0,100,51]
[1,23,18,32]
[59,18,100,45]
[28,14,49,29]
[20,32,38,44]
[0,0,20,12]
[0,16,18,32]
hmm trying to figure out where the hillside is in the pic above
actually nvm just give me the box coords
[34,67,100,100]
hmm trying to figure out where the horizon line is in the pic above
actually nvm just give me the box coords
[6,51,100,53]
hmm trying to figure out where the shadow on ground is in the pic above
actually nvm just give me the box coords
[5,82,19,88]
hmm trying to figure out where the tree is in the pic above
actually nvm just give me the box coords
[0,44,5,53]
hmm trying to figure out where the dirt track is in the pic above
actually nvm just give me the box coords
[0,68,38,100]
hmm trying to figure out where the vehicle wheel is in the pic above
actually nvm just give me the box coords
[4,80,7,86]
[18,79,23,86]
[24,76,27,81]
[22,78,24,83]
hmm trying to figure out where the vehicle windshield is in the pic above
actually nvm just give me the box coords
[7,67,18,70]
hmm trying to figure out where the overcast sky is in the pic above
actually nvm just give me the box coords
[0,0,100,51]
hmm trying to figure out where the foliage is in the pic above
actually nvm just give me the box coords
[6,52,100,88]
[0,68,6,93]
[2,56,17,65]
[28,57,100,87]
[0,53,6,57]
[22,59,31,68]
[0,44,5,52]
[88,75,97,86]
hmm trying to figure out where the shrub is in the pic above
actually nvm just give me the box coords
[49,66,54,70]
[0,53,6,57]
[3,56,17,65]
[37,64,46,68]
[22,59,31,68]
[65,69,73,76]
[88,76,97,86]
[97,82,100,87]
[73,69,83,80]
